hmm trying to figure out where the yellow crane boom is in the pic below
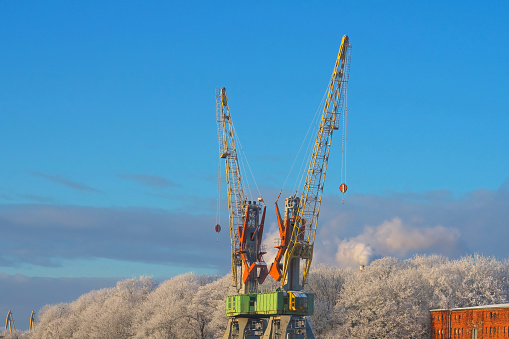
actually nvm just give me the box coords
[216,87,268,293]
[282,35,351,288]
[217,87,246,289]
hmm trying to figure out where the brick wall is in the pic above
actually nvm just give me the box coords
[431,307,509,338]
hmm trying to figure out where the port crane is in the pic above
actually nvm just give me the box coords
[217,87,271,337]
[4,310,15,336]
[216,87,269,295]
[29,311,35,333]
[271,34,351,291]
[218,35,351,339]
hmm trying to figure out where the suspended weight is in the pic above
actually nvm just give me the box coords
[215,224,221,242]
[339,183,347,194]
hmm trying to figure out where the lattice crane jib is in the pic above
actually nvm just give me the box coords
[282,35,351,289]
[216,87,268,293]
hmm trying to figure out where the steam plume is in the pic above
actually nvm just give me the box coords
[335,218,460,267]
[336,240,374,267]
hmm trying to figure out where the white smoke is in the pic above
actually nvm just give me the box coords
[336,239,374,267]
[261,222,280,265]
[335,217,460,268]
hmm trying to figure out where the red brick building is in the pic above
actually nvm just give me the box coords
[430,304,509,338]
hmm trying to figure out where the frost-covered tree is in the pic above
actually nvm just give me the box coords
[305,264,347,336]
[187,275,234,338]
[333,258,427,338]
[35,303,77,338]
[31,276,155,339]
[423,254,509,309]
[28,255,509,339]
[133,273,198,338]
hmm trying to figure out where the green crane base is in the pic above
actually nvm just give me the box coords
[223,291,316,339]
[226,291,314,317]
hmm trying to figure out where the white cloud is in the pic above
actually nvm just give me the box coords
[358,217,460,256]
[334,218,460,268]
[0,204,230,273]
[1,181,507,280]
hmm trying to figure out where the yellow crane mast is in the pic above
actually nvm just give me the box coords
[278,34,351,290]
[216,87,268,294]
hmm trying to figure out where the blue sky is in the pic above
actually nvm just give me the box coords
[1,0,509,329]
